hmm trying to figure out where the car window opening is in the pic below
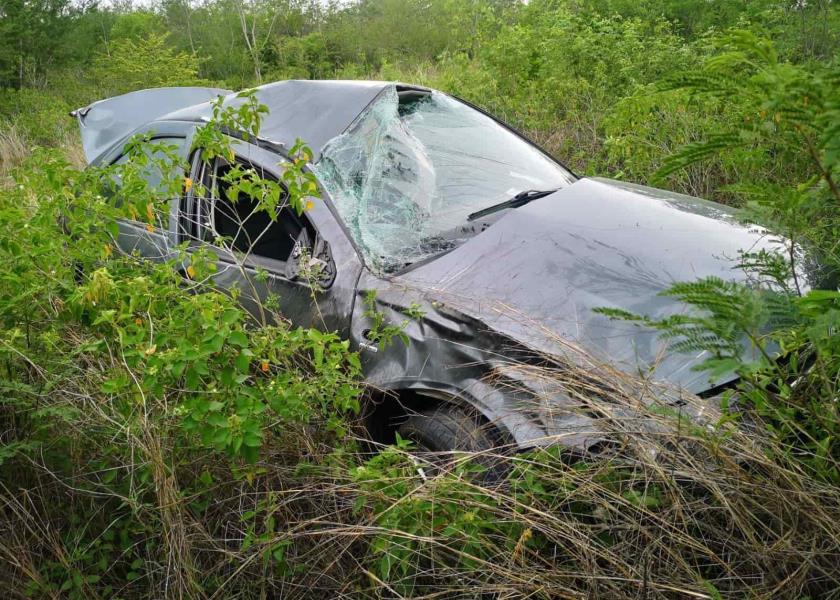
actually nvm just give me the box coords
[209,161,313,264]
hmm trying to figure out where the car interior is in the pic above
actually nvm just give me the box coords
[205,159,315,266]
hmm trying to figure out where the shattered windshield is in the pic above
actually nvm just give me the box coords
[313,86,575,274]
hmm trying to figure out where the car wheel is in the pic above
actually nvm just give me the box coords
[397,405,505,481]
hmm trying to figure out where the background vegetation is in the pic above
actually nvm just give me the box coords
[1,0,840,598]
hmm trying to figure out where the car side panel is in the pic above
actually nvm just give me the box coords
[349,271,577,449]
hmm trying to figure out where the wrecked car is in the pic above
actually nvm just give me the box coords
[72,80,802,455]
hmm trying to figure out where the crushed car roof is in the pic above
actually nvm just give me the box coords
[73,80,396,163]
[164,80,391,157]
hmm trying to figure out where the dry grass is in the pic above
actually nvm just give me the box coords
[62,134,87,170]
[0,121,29,177]
[1,336,838,600]
[0,120,85,189]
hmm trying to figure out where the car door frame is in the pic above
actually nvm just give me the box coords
[179,136,364,337]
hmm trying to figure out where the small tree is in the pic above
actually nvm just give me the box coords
[92,31,204,96]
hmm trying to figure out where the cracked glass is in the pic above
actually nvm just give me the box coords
[314,86,574,274]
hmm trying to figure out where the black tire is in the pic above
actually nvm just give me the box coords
[397,405,505,481]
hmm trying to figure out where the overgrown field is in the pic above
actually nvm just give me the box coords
[2,0,840,598]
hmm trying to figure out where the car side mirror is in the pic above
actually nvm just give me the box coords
[285,230,336,288]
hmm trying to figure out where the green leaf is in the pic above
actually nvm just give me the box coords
[241,444,259,463]
[229,330,249,348]
[105,220,120,239]
[235,351,251,374]
[207,412,227,427]
[206,334,225,353]
[243,432,262,447]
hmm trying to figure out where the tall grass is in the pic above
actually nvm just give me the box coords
[2,334,838,598]
[0,122,29,176]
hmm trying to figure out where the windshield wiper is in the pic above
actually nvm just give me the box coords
[467,189,559,222]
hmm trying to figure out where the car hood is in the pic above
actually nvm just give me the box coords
[398,177,785,395]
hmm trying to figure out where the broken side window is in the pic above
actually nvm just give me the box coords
[201,159,314,266]
[314,86,574,274]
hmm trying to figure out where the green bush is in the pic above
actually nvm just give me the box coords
[599,31,840,483]
[0,97,362,596]
[91,32,206,96]
[0,88,73,146]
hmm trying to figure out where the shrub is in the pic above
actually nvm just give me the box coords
[599,32,840,483]
[91,32,206,96]
[0,96,361,597]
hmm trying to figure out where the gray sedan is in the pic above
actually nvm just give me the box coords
[73,80,792,455]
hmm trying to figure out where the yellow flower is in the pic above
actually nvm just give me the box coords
[145,223,154,233]
[184,177,193,193]
[304,200,315,211]
[260,360,270,373]
[186,265,196,279]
